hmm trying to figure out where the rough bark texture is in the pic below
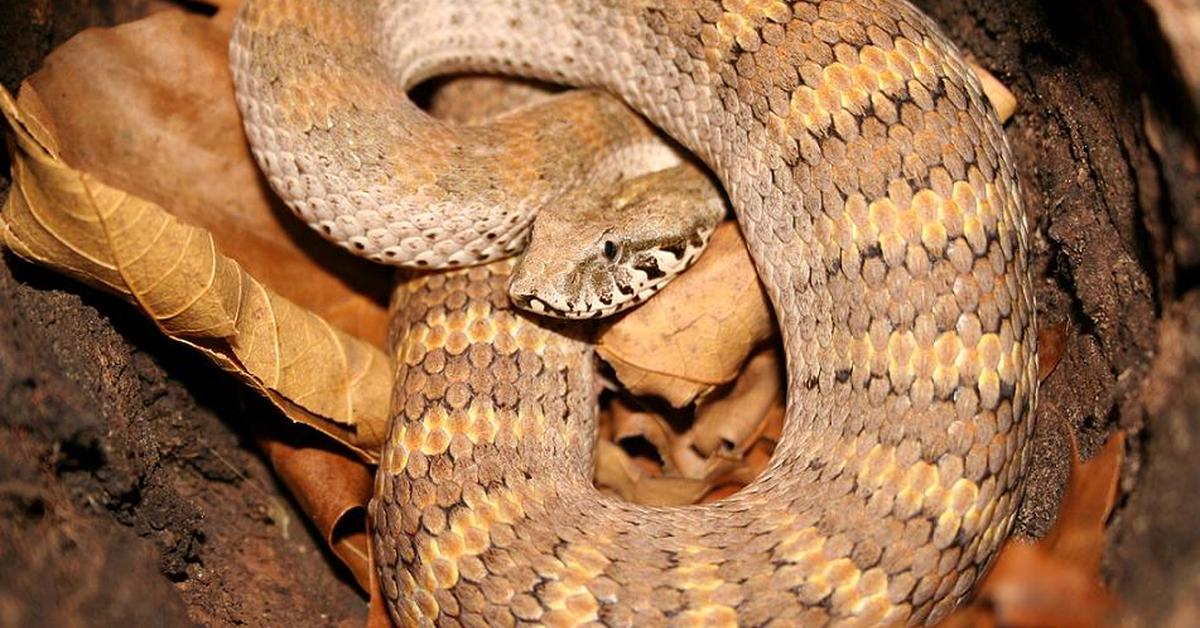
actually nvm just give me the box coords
[909,2,1200,624]
[0,0,1197,626]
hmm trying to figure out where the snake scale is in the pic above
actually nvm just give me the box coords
[230,0,1038,625]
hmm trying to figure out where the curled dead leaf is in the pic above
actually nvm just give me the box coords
[258,430,375,590]
[0,39,390,457]
[20,11,392,346]
[678,349,783,477]
[593,349,784,505]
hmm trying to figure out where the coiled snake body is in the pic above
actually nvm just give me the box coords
[230,0,1038,625]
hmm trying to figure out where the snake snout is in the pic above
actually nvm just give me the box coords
[508,289,539,312]
[507,274,552,315]
[507,273,535,301]
[508,274,596,319]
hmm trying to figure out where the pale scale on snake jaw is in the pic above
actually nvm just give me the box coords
[230,0,1038,625]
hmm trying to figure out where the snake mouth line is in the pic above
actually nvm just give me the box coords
[509,247,703,320]
[513,294,622,320]
[511,279,667,319]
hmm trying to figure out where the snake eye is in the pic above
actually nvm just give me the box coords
[602,239,620,262]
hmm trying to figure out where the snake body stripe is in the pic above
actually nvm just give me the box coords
[230,0,1039,625]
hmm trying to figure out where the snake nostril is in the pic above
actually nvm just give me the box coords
[507,283,546,312]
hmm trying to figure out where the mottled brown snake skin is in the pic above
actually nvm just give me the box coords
[229,0,1039,625]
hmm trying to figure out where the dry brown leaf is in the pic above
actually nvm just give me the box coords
[1042,430,1125,576]
[1,78,389,457]
[594,349,784,505]
[597,221,774,407]
[595,400,667,496]
[940,430,1125,627]
[258,431,375,591]
[21,11,392,346]
[593,439,643,499]
[696,401,784,494]
[608,396,674,459]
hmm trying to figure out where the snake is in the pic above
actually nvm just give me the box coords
[229,0,1039,625]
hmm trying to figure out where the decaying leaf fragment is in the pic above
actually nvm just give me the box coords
[680,349,783,479]
[0,85,389,457]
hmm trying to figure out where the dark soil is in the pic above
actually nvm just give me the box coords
[1,0,1197,626]
[0,258,368,627]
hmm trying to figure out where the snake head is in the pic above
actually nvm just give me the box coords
[508,164,726,319]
